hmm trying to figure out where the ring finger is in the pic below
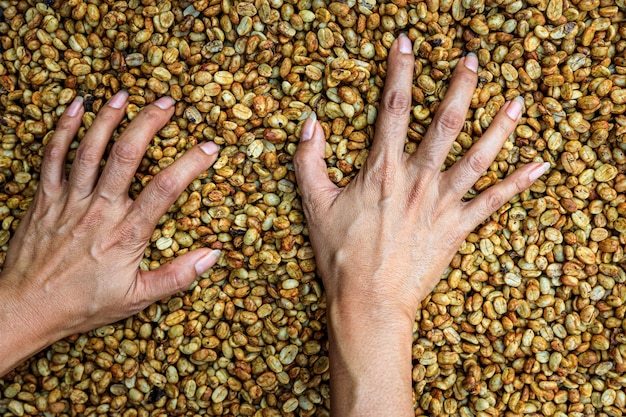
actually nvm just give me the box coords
[408,53,479,173]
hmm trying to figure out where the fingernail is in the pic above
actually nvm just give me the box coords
[528,162,550,182]
[154,96,176,110]
[506,96,524,120]
[65,96,83,117]
[107,89,129,109]
[398,33,412,54]
[194,250,221,275]
[464,52,478,72]
[200,142,220,155]
[300,112,317,142]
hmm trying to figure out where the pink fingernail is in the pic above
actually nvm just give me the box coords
[65,96,83,117]
[528,162,550,182]
[464,52,478,72]
[154,96,176,110]
[107,90,129,109]
[506,96,524,120]
[195,250,221,275]
[200,142,220,155]
[300,112,317,142]
[398,33,412,54]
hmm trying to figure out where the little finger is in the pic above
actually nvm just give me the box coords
[462,162,549,228]
[442,97,524,199]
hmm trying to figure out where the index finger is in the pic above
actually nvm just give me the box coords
[127,142,219,228]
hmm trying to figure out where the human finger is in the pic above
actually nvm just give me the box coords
[127,142,220,228]
[39,97,84,192]
[135,248,221,303]
[368,34,415,165]
[68,90,129,200]
[409,53,478,172]
[95,96,176,201]
[293,113,339,215]
[462,161,549,228]
[442,97,524,199]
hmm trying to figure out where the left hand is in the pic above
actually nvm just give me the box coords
[0,92,220,375]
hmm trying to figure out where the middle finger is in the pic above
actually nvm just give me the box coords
[367,34,415,165]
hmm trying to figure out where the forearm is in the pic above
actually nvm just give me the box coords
[327,297,415,417]
[0,278,60,376]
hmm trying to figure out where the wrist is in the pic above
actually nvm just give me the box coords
[327,295,415,333]
[324,270,420,330]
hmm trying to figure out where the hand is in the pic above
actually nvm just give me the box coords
[0,92,220,376]
[293,35,548,416]
[295,36,547,321]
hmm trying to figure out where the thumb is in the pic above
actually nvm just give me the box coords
[136,248,221,302]
[293,112,338,207]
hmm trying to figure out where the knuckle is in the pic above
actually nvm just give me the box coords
[445,224,466,248]
[484,190,505,215]
[454,71,477,89]
[495,123,509,137]
[378,164,398,184]
[381,90,411,116]
[414,147,441,173]
[151,171,179,198]
[56,117,76,133]
[38,182,62,200]
[365,159,401,199]
[368,158,398,185]
[93,110,122,129]
[28,196,48,218]
[492,114,514,137]
[169,267,192,293]
[139,106,164,124]
[111,141,143,165]
[75,144,102,165]
[292,149,309,172]
[466,151,489,175]
[180,147,209,173]
[75,210,105,232]
[512,175,529,194]
[43,142,66,162]
[114,221,150,252]
[303,196,327,221]
[435,109,465,136]
[394,56,415,74]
